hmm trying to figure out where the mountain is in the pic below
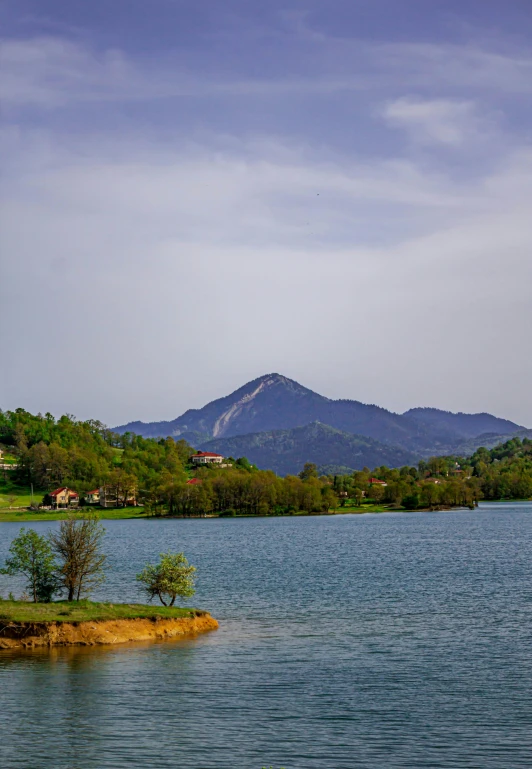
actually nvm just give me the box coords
[199,422,418,476]
[403,407,521,440]
[114,373,527,457]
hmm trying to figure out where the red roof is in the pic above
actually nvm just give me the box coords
[191,451,223,458]
[370,478,386,484]
[87,489,100,494]
[50,487,78,497]
[186,478,202,485]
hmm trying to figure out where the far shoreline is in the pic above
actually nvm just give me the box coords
[4,500,530,524]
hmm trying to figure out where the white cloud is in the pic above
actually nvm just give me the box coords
[382,98,483,146]
[2,35,532,111]
[1,32,531,426]
[1,129,531,425]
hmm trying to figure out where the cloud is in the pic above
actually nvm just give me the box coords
[1,128,531,425]
[381,98,483,146]
[2,35,532,111]
[1,29,531,426]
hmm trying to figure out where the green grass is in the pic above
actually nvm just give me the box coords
[332,502,401,514]
[0,482,38,510]
[0,599,202,623]
[0,506,146,522]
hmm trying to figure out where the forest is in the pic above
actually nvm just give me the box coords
[0,409,530,516]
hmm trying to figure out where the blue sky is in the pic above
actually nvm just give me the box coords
[1,0,531,426]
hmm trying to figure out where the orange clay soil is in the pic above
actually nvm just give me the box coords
[0,613,219,649]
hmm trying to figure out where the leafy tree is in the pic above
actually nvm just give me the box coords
[299,462,318,481]
[0,528,58,602]
[49,512,106,601]
[137,552,196,606]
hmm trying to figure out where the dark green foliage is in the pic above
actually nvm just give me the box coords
[200,422,417,476]
[0,408,193,502]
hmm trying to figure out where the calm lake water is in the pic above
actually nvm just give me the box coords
[1,502,531,768]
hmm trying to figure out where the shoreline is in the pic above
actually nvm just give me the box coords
[1,499,529,523]
[0,612,218,649]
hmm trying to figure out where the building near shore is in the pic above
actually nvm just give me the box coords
[49,487,79,509]
[85,489,100,504]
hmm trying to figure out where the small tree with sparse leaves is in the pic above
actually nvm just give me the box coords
[49,512,106,601]
[136,552,196,606]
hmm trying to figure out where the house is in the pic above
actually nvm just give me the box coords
[186,478,203,485]
[0,449,3,461]
[190,451,224,465]
[425,478,442,485]
[85,489,100,504]
[50,487,79,509]
[369,478,388,487]
[99,486,137,508]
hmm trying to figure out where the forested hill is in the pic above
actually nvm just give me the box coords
[0,409,530,513]
[114,373,525,455]
[404,407,522,439]
[200,422,417,476]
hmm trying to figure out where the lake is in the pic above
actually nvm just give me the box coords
[1,502,531,768]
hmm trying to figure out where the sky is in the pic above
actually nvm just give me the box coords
[1,0,531,427]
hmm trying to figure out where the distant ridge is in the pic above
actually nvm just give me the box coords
[114,373,526,464]
[199,422,417,476]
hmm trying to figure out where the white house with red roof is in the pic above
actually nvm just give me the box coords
[369,478,388,487]
[190,451,225,465]
[49,487,79,508]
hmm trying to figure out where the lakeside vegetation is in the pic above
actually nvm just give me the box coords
[0,408,530,519]
[0,599,199,624]
[0,514,197,608]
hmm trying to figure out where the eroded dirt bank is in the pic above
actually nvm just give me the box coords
[0,612,219,649]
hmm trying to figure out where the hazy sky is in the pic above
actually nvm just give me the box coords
[1,0,531,427]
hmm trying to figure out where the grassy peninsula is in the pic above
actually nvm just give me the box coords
[0,599,201,623]
[0,600,218,649]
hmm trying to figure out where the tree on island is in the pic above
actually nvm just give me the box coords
[49,512,107,601]
[0,528,58,602]
[137,552,196,606]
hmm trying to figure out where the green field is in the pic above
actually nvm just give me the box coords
[0,599,201,623]
[0,478,146,521]
[0,506,146,523]
[0,480,39,510]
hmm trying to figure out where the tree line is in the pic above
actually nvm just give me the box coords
[1,409,530,515]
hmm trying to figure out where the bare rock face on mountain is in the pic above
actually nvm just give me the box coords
[114,373,524,459]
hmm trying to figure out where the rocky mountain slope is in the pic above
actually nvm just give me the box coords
[115,373,524,458]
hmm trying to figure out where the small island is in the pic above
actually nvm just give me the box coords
[0,516,218,649]
[0,600,218,649]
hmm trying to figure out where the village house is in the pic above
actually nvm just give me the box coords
[369,478,388,487]
[98,486,137,508]
[49,487,79,509]
[186,478,203,485]
[190,451,225,465]
[85,488,100,505]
